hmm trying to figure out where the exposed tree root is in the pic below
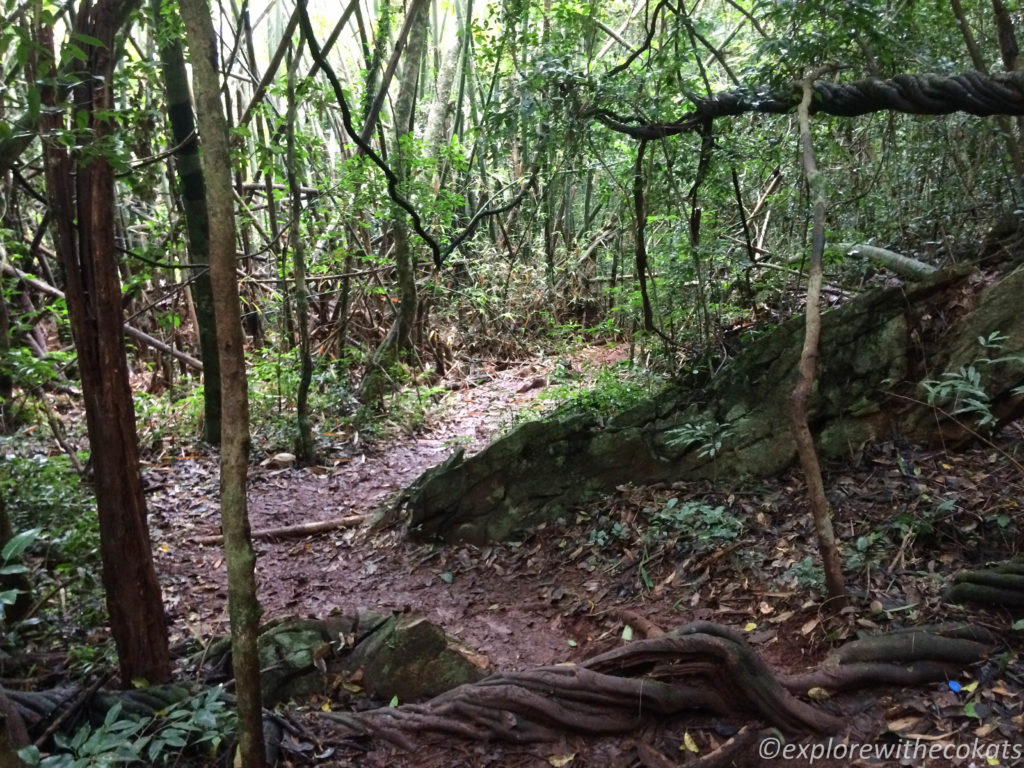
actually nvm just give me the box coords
[1,620,1003,763]
[945,560,1024,608]
[321,621,1000,753]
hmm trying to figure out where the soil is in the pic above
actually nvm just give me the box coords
[139,344,1024,768]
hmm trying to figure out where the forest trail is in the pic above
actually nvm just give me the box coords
[148,344,631,670]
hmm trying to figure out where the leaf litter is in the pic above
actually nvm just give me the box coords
[142,348,1024,767]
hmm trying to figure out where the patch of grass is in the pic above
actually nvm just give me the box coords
[534,362,663,421]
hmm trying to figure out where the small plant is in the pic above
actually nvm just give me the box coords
[18,686,236,767]
[0,453,105,628]
[785,556,825,590]
[921,331,1024,429]
[844,531,883,573]
[20,702,150,767]
[587,516,631,549]
[664,418,734,459]
[647,497,743,545]
[536,363,656,420]
[0,527,38,620]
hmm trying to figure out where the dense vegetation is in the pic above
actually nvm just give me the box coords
[1,0,1023,764]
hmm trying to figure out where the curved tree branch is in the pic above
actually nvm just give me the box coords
[295,0,443,267]
[298,0,532,269]
[588,71,1024,140]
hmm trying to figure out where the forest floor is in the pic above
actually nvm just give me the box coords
[142,343,1024,768]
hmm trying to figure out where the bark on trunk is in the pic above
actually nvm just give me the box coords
[360,0,430,403]
[179,1,266,764]
[150,0,222,443]
[38,0,171,685]
[789,80,846,607]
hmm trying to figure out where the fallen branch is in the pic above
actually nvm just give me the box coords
[834,242,938,280]
[193,515,367,546]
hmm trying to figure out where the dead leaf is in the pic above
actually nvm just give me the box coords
[886,716,920,732]
[547,753,575,766]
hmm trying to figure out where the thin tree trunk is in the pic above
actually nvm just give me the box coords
[150,0,222,444]
[359,0,428,149]
[947,0,1023,176]
[361,0,430,402]
[789,80,846,609]
[633,139,654,331]
[179,1,266,764]
[423,4,463,189]
[0,245,11,433]
[38,1,171,686]
[286,39,315,462]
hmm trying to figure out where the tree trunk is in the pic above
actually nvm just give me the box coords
[37,1,171,685]
[360,0,430,403]
[788,80,845,607]
[150,0,222,444]
[0,248,11,433]
[286,39,315,462]
[397,256,1024,544]
[423,6,464,190]
[179,1,266,765]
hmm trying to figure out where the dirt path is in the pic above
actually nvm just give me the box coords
[149,346,630,670]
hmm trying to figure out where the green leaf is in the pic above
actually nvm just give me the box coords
[2,528,39,561]
[963,701,981,720]
[64,43,88,62]
[72,33,106,48]
[161,731,187,747]
[16,745,41,765]
[639,564,652,589]
[103,701,123,727]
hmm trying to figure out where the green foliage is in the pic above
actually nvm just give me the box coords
[588,497,743,556]
[247,347,363,451]
[18,686,236,767]
[784,556,825,590]
[536,362,658,419]
[665,418,734,459]
[133,386,204,447]
[648,497,743,546]
[0,452,104,627]
[0,527,38,619]
[921,332,1024,430]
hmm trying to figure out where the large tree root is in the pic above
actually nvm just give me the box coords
[0,620,1003,763]
[321,621,1000,752]
[945,560,1024,608]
